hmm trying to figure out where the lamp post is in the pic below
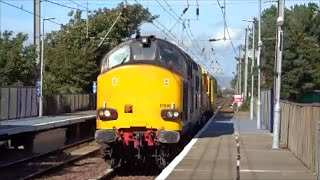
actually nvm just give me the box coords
[244,28,249,100]
[238,60,241,95]
[273,0,285,149]
[243,18,257,120]
[257,0,263,129]
[238,45,242,96]
[39,17,55,117]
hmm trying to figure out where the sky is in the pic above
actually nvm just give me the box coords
[0,0,319,87]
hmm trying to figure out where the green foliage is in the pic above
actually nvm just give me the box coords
[44,3,157,94]
[237,53,258,97]
[255,3,320,101]
[0,31,37,86]
[230,76,237,90]
[239,98,250,112]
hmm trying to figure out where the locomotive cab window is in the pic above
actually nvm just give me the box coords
[158,40,180,67]
[101,45,130,72]
[172,46,188,76]
[132,41,157,61]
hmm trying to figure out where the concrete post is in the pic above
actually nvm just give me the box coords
[272,0,285,149]
[244,28,249,100]
[257,0,262,129]
[250,23,255,120]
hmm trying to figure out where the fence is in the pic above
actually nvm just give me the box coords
[0,87,96,121]
[0,87,38,120]
[280,101,320,174]
[43,93,96,115]
[260,89,274,132]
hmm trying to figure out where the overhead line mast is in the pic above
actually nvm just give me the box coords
[34,0,40,66]
[223,0,226,40]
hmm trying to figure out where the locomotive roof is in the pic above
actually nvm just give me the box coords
[122,36,202,69]
[100,35,216,78]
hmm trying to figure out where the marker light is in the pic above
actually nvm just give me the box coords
[98,108,118,120]
[161,109,180,120]
[167,111,173,118]
[104,110,111,117]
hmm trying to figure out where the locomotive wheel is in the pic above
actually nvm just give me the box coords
[100,143,109,158]
[108,146,122,168]
[155,146,171,169]
[101,143,122,168]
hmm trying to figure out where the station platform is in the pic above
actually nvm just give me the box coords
[157,113,317,180]
[0,110,96,137]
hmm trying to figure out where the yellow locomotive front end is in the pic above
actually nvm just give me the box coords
[94,36,189,169]
[96,64,183,139]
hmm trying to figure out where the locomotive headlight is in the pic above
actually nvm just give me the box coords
[98,110,104,117]
[98,108,118,120]
[167,111,173,118]
[161,109,180,120]
[141,37,147,43]
[104,110,111,117]
[173,111,179,117]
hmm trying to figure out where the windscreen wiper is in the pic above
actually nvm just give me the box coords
[120,54,129,65]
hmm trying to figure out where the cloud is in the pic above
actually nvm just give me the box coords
[209,26,244,52]
[207,20,225,29]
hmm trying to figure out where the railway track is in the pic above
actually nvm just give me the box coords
[0,137,94,169]
[94,168,116,180]
[34,155,157,180]
[0,137,100,180]
[91,164,158,180]
[218,97,234,114]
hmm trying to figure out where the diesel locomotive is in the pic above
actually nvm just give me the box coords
[94,35,217,169]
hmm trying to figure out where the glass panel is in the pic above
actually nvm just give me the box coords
[131,42,156,60]
[171,46,188,75]
[101,45,130,72]
[158,41,180,67]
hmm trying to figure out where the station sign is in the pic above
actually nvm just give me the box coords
[92,81,97,94]
[233,94,243,103]
[36,81,41,96]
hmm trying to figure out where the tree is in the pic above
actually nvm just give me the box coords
[230,76,237,91]
[0,31,37,86]
[258,5,278,90]
[44,3,157,94]
[281,3,320,100]
[258,3,320,101]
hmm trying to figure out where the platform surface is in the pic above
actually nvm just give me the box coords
[159,114,316,180]
[0,110,96,136]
